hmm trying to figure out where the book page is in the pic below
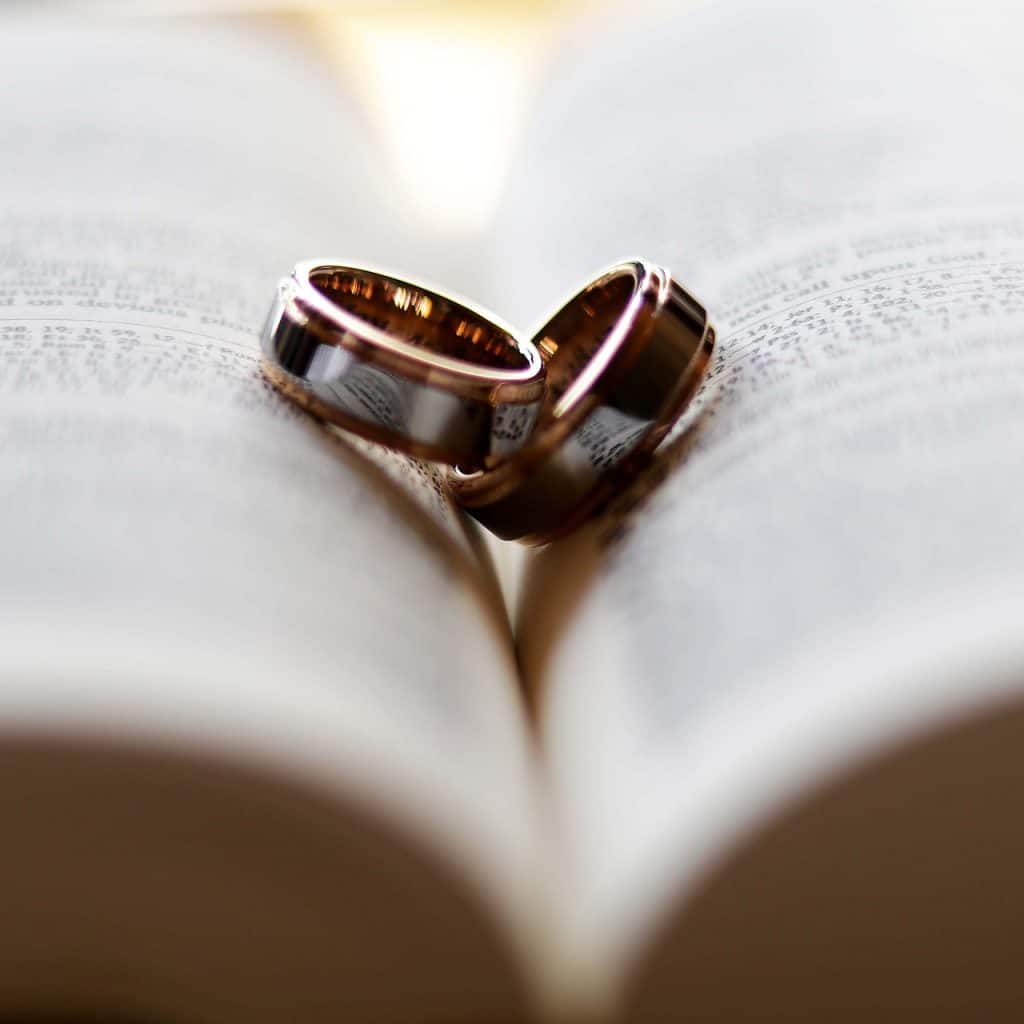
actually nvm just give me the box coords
[497,0,1024,1008]
[0,16,550,1018]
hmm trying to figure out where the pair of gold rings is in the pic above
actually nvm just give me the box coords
[262,259,715,544]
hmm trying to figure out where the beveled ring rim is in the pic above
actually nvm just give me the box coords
[286,260,545,403]
[549,258,666,417]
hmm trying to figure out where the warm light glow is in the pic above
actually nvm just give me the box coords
[317,3,569,234]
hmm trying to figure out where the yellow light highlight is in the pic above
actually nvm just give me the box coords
[316,2,573,234]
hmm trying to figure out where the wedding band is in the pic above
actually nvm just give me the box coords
[450,259,715,543]
[262,262,545,468]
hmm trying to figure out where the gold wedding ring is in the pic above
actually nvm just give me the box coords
[450,260,715,544]
[262,262,545,468]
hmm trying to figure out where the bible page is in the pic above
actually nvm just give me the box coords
[0,15,552,1017]
[493,0,1024,1009]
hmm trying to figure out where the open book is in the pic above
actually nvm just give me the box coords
[2,2,1024,1021]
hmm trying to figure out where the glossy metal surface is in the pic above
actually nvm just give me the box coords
[450,260,715,543]
[262,262,545,467]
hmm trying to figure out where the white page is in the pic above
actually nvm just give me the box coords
[495,0,1024,1002]
[0,16,551,988]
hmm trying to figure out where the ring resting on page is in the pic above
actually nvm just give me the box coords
[261,262,546,470]
[450,259,715,544]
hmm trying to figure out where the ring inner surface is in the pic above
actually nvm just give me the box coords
[309,268,525,370]
[534,272,636,415]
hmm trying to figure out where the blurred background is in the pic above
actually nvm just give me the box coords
[316,0,1024,243]
[7,0,1021,251]
[3,0,666,239]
